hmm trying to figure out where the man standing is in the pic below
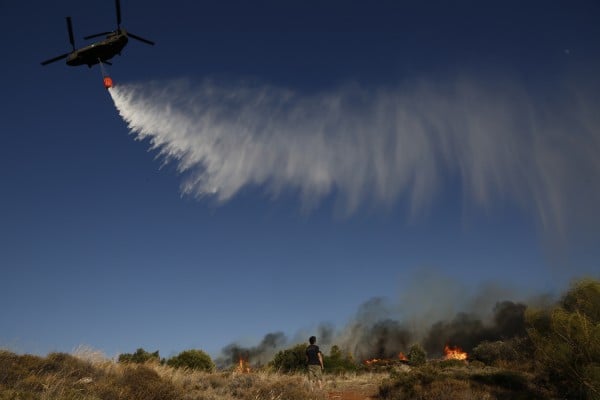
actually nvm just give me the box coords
[306,336,324,389]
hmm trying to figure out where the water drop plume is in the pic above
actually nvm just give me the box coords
[109,77,600,234]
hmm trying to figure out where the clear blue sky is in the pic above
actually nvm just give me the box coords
[1,0,599,360]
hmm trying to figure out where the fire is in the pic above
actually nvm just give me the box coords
[443,344,467,361]
[363,352,408,366]
[363,358,380,366]
[236,357,251,373]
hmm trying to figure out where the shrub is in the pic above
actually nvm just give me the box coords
[166,349,214,372]
[0,351,45,386]
[120,364,180,400]
[471,370,528,391]
[472,340,519,365]
[118,348,160,364]
[407,344,427,366]
[438,359,467,369]
[269,344,307,373]
[527,278,600,399]
[379,366,441,399]
[324,345,357,374]
[41,352,94,379]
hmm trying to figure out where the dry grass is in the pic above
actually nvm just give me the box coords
[377,362,553,400]
[1,350,380,400]
[1,350,557,400]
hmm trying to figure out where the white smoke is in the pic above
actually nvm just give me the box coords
[109,76,600,235]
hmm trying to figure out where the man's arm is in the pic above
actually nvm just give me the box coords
[318,352,324,369]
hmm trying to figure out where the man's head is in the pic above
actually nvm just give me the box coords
[309,336,316,345]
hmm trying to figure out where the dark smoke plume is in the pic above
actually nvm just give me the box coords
[423,301,527,356]
[215,277,540,367]
[216,332,286,368]
[216,300,528,367]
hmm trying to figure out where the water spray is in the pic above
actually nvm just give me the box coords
[108,78,600,235]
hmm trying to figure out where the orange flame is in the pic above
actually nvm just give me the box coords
[364,352,408,366]
[236,357,251,373]
[443,345,467,360]
[363,358,380,366]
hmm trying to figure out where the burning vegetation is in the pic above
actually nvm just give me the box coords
[0,279,597,400]
[236,357,251,373]
[363,352,408,367]
[443,344,468,361]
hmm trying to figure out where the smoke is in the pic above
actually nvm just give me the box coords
[422,301,527,356]
[211,273,541,368]
[214,293,532,367]
[109,76,600,235]
[216,331,287,369]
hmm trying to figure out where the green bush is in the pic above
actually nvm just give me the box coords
[438,359,467,369]
[527,278,600,399]
[471,370,528,391]
[472,340,519,365]
[407,343,427,366]
[166,349,214,371]
[269,344,307,373]
[118,348,160,364]
[379,365,441,399]
[324,345,357,374]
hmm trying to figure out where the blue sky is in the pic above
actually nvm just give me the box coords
[1,0,599,361]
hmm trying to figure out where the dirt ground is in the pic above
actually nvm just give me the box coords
[327,390,375,400]
[324,374,382,400]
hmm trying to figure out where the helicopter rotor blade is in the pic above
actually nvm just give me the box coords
[66,17,75,50]
[41,53,70,66]
[84,31,112,40]
[128,32,155,45]
[115,0,122,29]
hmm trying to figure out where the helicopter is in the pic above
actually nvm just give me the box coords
[41,0,154,68]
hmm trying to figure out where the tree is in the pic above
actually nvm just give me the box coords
[527,278,600,399]
[118,348,160,364]
[166,349,215,372]
[324,345,357,374]
[269,344,307,373]
[407,343,427,366]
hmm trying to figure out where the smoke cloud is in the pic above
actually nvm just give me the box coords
[209,271,545,368]
[216,331,287,369]
[214,290,534,367]
[109,76,600,236]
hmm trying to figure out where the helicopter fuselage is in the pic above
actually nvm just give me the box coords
[66,32,128,67]
[41,0,154,68]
